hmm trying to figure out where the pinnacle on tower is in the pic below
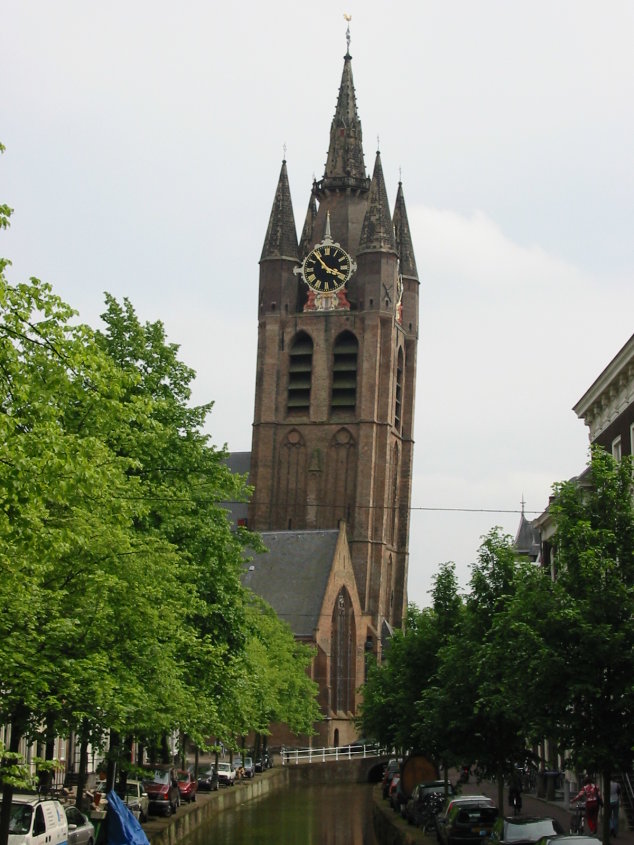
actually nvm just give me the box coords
[298,189,318,259]
[260,159,298,261]
[393,181,418,279]
[320,52,368,193]
[358,151,397,253]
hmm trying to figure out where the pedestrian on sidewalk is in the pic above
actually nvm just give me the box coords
[572,777,603,834]
[508,770,523,816]
[609,780,621,836]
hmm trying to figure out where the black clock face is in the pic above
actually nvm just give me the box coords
[303,245,352,292]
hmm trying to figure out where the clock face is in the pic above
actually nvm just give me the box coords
[302,244,352,293]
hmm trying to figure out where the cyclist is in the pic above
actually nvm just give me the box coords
[572,777,603,834]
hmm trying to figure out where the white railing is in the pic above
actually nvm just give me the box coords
[280,744,386,765]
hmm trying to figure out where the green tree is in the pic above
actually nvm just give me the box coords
[0,274,179,843]
[95,295,255,752]
[360,564,464,765]
[545,447,634,842]
[434,529,532,808]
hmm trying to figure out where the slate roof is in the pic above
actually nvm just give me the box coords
[242,530,339,638]
[514,513,541,561]
[223,451,251,526]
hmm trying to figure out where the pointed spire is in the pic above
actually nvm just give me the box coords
[321,52,368,192]
[298,188,318,259]
[358,151,396,253]
[393,181,418,278]
[260,160,298,261]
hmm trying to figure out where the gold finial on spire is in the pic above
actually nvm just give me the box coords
[283,142,287,161]
[344,13,351,53]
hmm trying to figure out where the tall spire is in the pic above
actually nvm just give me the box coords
[298,188,318,259]
[358,151,396,253]
[260,159,298,261]
[320,51,368,193]
[393,181,418,278]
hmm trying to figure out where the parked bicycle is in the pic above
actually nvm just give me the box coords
[570,801,586,834]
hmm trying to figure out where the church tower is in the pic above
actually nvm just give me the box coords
[248,37,419,643]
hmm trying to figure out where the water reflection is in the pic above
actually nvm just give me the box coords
[186,783,379,845]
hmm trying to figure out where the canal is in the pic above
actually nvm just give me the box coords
[184,782,380,844]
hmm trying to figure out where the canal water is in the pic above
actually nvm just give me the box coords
[185,782,380,845]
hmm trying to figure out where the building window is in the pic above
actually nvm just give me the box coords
[331,331,358,413]
[330,588,356,714]
[395,347,403,432]
[612,436,622,461]
[287,332,313,415]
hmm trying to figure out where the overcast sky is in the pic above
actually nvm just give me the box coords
[2,1,633,608]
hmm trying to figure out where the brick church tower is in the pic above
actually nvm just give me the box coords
[247,37,419,649]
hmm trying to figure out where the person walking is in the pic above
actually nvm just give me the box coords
[572,777,603,834]
[609,780,621,836]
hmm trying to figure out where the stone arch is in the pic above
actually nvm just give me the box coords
[275,428,307,529]
[321,427,357,529]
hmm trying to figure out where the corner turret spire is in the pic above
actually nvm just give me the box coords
[358,151,396,253]
[260,159,298,261]
[393,181,418,279]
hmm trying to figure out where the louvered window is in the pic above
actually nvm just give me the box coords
[287,332,313,415]
[395,347,403,432]
[331,332,358,412]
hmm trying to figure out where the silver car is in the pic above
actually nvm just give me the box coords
[65,807,95,845]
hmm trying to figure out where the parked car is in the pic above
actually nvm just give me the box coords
[9,794,68,845]
[437,796,497,845]
[216,761,236,787]
[175,769,197,803]
[142,766,180,816]
[64,807,95,845]
[254,752,272,772]
[197,766,218,792]
[486,816,564,845]
[242,757,255,778]
[387,775,401,811]
[405,780,453,828]
[116,780,149,823]
[536,836,600,845]
[382,759,400,798]
[435,796,498,845]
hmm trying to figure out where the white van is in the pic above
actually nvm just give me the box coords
[9,794,68,845]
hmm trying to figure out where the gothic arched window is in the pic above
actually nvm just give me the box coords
[330,588,356,714]
[287,332,313,416]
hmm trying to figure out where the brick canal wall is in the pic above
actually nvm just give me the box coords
[145,761,403,845]
[145,768,290,845]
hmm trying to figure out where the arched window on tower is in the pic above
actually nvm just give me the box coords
[287,332,313,416]
[395,347,404,432]
[330,588,356,715]
[331,331,358,414]
[390,441,400,545]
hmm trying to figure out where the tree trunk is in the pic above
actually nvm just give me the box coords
[0,711,27,845]
[497,772,505,815]
[75,728,89,809]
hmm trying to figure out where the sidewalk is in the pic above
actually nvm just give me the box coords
[460,777,632,844]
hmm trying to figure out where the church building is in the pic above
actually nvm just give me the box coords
[234,31,419,748]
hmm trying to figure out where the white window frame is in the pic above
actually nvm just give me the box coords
[612,435,622,461]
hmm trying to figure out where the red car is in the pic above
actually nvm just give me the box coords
[175,769,198,803]
[142,766,180,816]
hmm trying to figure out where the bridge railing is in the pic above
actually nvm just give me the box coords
[280,744,387,765]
